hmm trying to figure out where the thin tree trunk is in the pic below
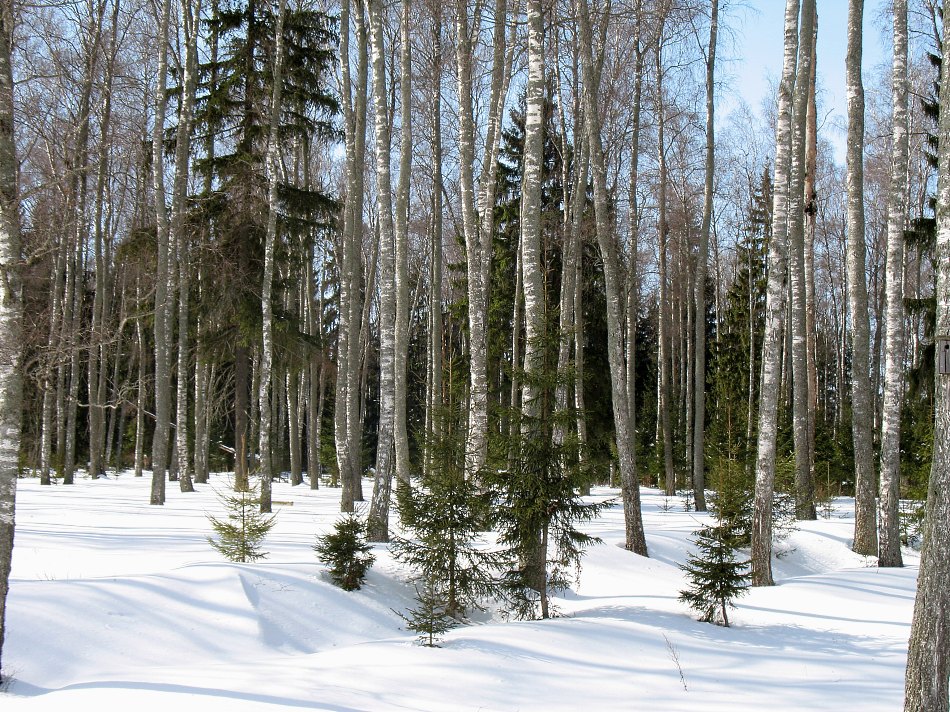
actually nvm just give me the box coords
[336,0,368,512]
[693,0,717,513]
[519,0,547,600]
[878,0,908,568]
[656,34,675,499]
[846,0,877,556]
[904,7,950,706]
[367,0,398,542]
[174,0,201,494]
[257,0,288,514]
[150,0,172,504]
[752,0,799,587]
[576,0,647,556]
[134,276,146,478]
[0,0,23,674]
[789,0,816,520]
[456,0,510,481]
[393,0,411,487]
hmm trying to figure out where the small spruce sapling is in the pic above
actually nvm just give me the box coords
[399,575,456,647]
[490,361,609,620]
[315,514,375,590]
[392,415,503,619]
[679,517,750,627]
[207,484,276,563]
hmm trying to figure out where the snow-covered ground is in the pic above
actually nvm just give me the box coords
[3,473,917,711]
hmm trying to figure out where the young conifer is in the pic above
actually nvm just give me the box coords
[207,485,277,563]
[392,412,503,619]
[679,517,750,627]
[399,575,456,647]
[490,361,609,620]
[315,514,375,590]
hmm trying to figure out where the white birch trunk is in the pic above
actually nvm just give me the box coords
[393,0,411,486]
[576,0,647,556]
[258,0,288,514]
[904,6,950,704]
[150,0,172,504]
[877,0,908,569]
[692,0,717,513]
[789,0,816,520]
[367,0,398,541]
[752,0,799,587]
[174,0,201,494]
[520,0,545,419]
[0,0,23,674]
[845,0,878,556]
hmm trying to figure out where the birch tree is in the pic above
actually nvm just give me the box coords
[788,0,816,520]
[173,0,202,494]
[904,5,950,706]
[257,0,289,514]
[150,0,173,505]
[877,0,908,569]
[751,0,799,587]
[845,0,877,556]
[455,0,511,481]
[335,0,368,512]
[0,0,22,677]
[692,0,718,513]
[576,0,647,556]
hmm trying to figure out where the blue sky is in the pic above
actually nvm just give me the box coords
[725,1,889,162]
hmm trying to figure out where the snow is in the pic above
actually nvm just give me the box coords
[3,474,918,711]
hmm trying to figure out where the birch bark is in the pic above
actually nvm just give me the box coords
[174,0,202,493]
[845,0,878,556]
[692,0,718,513]
[878,0,908,568]
[150,0,172,504]
[576,0,647,556]
[258,0,288,514]
[904,6,950,704]
[789,0,816,520]
[751,0,799,587]
[0,0,23,675]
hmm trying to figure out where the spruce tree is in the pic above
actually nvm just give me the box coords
[489,362,609,620]
[399,575,456,647]
[207,484,277,562]
[679,517,750,627]
[392,419,503,618]
[315,514,375,591]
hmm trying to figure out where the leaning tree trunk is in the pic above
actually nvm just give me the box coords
[845,0,877,556]
[257,0,288,514]
[577,0,647,556]
[0,0,23,676]
[751,0,799,587]
[877,0,908,569]
[692,0,718,513]
[905,7,950,706]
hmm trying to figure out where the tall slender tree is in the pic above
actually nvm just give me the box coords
[845,0,877,556]
[693,0,718,513]
[904,4,950,706]
[0,0,23,677]
[751,0,799,587]
[878,0,908,569]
